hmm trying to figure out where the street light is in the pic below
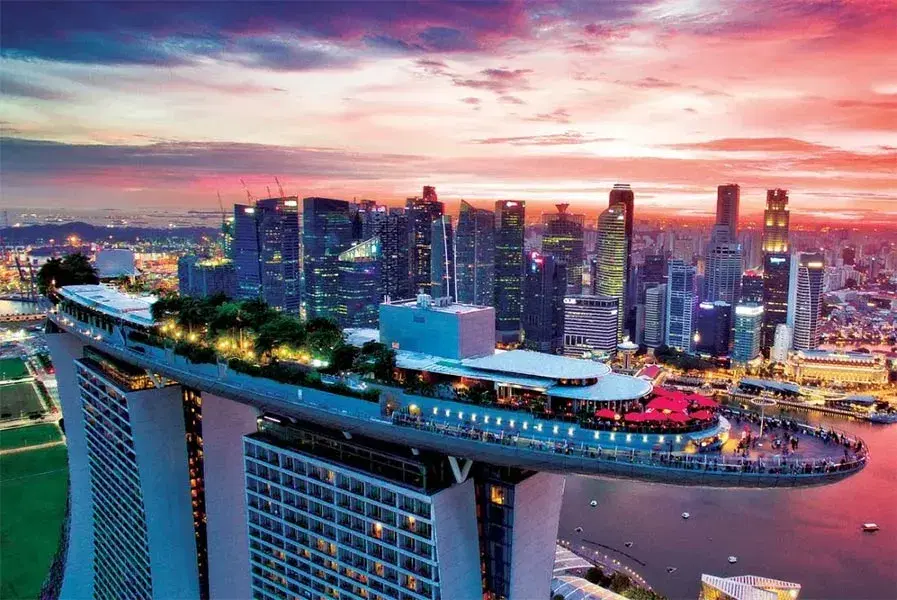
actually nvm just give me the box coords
[751,397,777,441]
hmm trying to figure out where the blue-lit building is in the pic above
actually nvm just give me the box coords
[695,301,732,357]
[733,303,764,364]
[665,259,697,351]
[177,256,236,299]
[494,200,526,345]
[338,236,383,328]
[302,197,353,320]
[455,200,494,306]
[232,197,301,312]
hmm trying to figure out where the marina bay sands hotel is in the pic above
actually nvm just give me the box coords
[46,285,864,600]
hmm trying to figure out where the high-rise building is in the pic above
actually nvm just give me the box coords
[608,184,635,334]
[354,199,389,241]
[541,204,585,292]
[842,245,856,266]
[232,197,301,312]
[522,251,566,354]
[430,216,456,300]
[772,324,793,363]
[740,269,764,304]
[178,256,236,299]
[594,203,629,340]
[643,284,667,349]
[562,295,620,359]
[761,189,791,350]
[642,254,667,288]
[715,184,740,241]
[338,236,383,327]
[732,303,764,364]
[695,301,732,357]
[788,252,825,351]
[302,197,353,320]
[381,208,411,300]
[455,201,495,306]
[406,186,444,294]
[494,200,525,344]
[705,233,743,305]
[665,259,697,351]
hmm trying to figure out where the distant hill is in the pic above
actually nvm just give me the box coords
[0,222,219,245]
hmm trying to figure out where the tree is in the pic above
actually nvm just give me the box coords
[37,253,99,297]
[585,566,610,586]
[305,317,343,360]
[329,343,360,373]
[608,572,632,593]
[254,316,307,362]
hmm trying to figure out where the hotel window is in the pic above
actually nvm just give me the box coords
[490,485,505,506]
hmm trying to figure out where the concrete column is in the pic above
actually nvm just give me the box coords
[431,479,482,599]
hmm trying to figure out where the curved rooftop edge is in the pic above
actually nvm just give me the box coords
[48,314,867,489]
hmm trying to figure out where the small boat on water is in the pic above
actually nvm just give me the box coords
[590,500,598,507]
[666,567,677,574]
[728,556,738,564]
[867,413,897,424]
[862,523,880,532]
[624,542,633,548]
[682,512,690,519]
[574,527,583,533]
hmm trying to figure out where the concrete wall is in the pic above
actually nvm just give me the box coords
[379,303,494,359]
[129,386,201,600]
[203,392,258,600]
[45,333,94,600]
[431,479,482,600]
[508,472,566,600]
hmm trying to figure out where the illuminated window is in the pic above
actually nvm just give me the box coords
[490,485,505,506]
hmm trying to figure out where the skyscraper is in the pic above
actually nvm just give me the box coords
[455,201,495,306]
[541,204,585,292]
[522,250,566,354]
[382,208,411,299]
[716,184,740,241]
[705,233,743,305]
[232,197,301,312]
[338,236,383,327]
[430,215,456,299]
[665,259,697,351]
[562,295,620,359]
[642,254,667,288]
[302,197,353,320]
[608,184,635,339]
[761,189,791,349]
[643,284,667,349]
[740,269,763,303]
[494,200,525,344]
[594,203,628,340]
[178,256,236,299]
[772,323,793,362]
[695,301,732,357]
[406,186,444,294]
[733,303,764,364]
[788,252,825,351]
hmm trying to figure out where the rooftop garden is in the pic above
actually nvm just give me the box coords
[125,293,396,401]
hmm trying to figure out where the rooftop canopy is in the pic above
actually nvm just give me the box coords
[462,349,611,380]
[59,284,156,327]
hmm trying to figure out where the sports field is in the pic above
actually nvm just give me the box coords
[0,357,29,381]
[0,382,44,420]
[0,444,68,599]
[0,424,62,451]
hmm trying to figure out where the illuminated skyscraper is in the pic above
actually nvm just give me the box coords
[788,252,825,351]
[522,250,566,353]
[665,259,697,351]
[541,204,585,292]
[594,203,628,340]
[705,232,743,306]
[494,200,525,344]
[382,208,410,299]
[716,184,740,241]
[761,189,791,349]
[643,284,667,349]
[455,201,494,306]
[302,197,353,320]
[406,186,445,294]
[338,236,383,327]
[562,295,620,359]
[740,270,763,304]
[733,303,764,364]
[430,215,456,299]
[232,196,301,313]
[608,184,635,337]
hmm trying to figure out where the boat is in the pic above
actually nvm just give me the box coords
[574,527,583,533]
[624,542,633,548]
[728,556,738,564]
[867,413,897,424]
[682,512,690,519]
[666,567,677,574]
[862,523,880,532]
[590,500,598,507]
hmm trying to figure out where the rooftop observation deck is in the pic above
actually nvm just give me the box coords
[48,308,868,488]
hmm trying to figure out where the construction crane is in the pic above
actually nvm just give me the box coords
[13,254,37,301]
[239,178,253,203]
[274,177,286,199]
[216,191,226,226]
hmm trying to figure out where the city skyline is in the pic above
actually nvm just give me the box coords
[1,1,895,221]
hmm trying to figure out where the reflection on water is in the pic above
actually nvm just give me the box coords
[0,300,39,314]
[561,413,897,599]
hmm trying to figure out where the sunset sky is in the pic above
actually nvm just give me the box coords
[1,1,895,221]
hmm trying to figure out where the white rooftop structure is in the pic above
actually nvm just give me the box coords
[95,248,139,278]
[462,350,611,381]
[550,576,628,600]
[58,284,156,327]
[701,574,801,600]
[387,293,491,315]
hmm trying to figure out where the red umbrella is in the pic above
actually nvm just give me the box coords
[668,412,690,423]
[642,411,668,422]
[624,412,645,422]
[689,394,719,408]
[690,410,714,420]
[595,408,617,419]
[646,396,689,412]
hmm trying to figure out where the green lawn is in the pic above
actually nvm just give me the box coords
[0,424,62,451]
[0,382,44,420]
[0,445,69,600]
[0,358,29,381]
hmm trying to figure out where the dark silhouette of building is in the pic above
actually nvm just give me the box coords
[494,200,525,344]
[541,204,584,292]
[406,186,444,294]
[522,251,566,353]
[695,301,732,357]
[716,184,740,241]
[740,269,763,303]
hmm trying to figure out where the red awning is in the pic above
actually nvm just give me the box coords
[642,411,668,422]
[595,408,617,419]
[624,412,645,422]
[668,412,690,423]
[690,410,714,420]
[646,396,689,412]
[688,394,719,408]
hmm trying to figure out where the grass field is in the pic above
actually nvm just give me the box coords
[0,445,68,600]
[0,358,29,381]
[0,382,44,420]
[0,424,62,451]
